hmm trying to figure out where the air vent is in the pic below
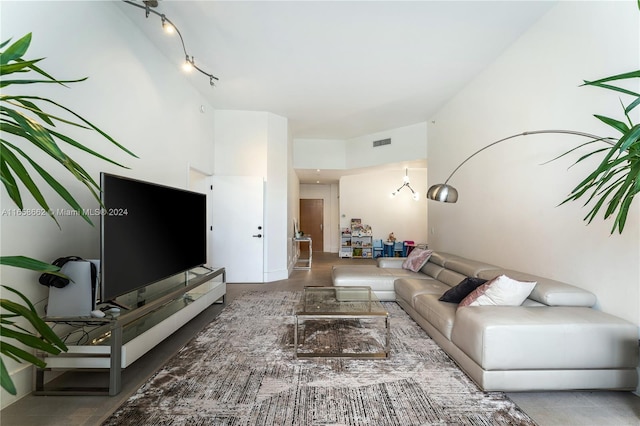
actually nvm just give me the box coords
[372,138,391,147]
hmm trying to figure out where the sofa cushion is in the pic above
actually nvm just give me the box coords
[441,257,501,278]
[395,278,450,307]
[439,277,487,304]
[459,275,536,307]
[451,306,639,370]
[427,251,448,267]
[376,257,405,268]
[477,269,596,307]
[332,265,430,291]
[402,248,433,272]
[414,294,458,340]
[434,268,468,287]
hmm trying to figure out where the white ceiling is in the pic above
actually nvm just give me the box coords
[118,0,555,182]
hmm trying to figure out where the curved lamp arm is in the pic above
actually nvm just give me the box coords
[426,130,617,203]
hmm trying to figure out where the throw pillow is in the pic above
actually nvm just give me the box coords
[439,277,488,303]
[401,248,433,272]
[459,274,537,307]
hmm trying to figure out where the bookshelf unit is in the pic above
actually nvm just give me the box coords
[339,228,352,258]
[341,219,373,259]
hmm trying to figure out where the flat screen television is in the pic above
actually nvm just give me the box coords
[100,173,207,302]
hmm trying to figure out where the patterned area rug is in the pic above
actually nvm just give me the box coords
[104,291,536,425]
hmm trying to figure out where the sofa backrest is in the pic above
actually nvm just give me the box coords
[426,251,596,308]
[477,269,596,307]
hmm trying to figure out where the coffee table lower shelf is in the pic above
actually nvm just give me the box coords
[294,313,390,359]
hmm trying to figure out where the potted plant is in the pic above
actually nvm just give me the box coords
[0,33,136,395]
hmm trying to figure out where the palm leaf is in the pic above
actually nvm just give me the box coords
[1,287,67,351]
[0,33,31,66]
[3,140,94,225]
[0,142,58,224]
[625,96,640,114]
[0,155,22,209]
[0,256,59,272]
[594,114,629,135]
[0,358,16,395]
[581,69,640,86]
[0,340,46,367]
[0,33,137,396]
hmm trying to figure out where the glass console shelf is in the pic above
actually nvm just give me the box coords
[35,266,225,396]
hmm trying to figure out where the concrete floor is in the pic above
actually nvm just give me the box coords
[1,252,639,425]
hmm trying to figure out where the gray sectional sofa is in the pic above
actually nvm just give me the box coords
[331,251,639,391]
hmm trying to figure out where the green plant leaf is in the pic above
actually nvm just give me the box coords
[582,81,640,98]
[0,155,23,209]
[0,339,46,367]
[11,96,138,159]
[594,114,629,135]
[0,58,45,76]
[0,142,58,225]
[618,124,640,152]
[626,96,640,114]
[582,69,640,86]
[0,33,31,66]
[3,96,92,130]
[49,129,130,169]
[0,327,62,356]
[1,286,67,351]
[0,358,16,395]
[3,140,94,225]
[0,256,59,273]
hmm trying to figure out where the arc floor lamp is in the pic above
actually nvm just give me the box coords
[426,129,616,203]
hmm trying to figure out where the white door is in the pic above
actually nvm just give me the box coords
[211,176,264,282]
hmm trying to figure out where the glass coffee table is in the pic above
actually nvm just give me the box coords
[294,286,390,358]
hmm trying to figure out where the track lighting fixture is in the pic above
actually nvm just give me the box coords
[392,168,419,201]
[122,0,219,86]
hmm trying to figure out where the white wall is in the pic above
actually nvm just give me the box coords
[428,0,640,334]
[0,1,216,407]
[294,138,346,170]
[287,129,300,270]
[213,110,290,282]
[266,114,290,281]
[293,122,427,172]
[339,168,428,245]
[346,122,427,169]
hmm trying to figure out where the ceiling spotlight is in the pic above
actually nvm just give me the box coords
[123,0,219,86]
[183,55,194,72]
[161,15,175,34]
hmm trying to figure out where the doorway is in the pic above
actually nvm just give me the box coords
[300,199,324,252]
[211,176,265,283]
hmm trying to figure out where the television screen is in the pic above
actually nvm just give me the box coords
[100,173,207,302]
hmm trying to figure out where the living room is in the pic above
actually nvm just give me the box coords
[1,0,639,422]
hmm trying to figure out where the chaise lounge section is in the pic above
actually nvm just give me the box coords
[331,251,639,392]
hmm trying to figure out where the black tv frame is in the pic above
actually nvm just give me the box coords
[100,173,207,303]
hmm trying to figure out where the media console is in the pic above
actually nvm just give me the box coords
[35,266,225,396]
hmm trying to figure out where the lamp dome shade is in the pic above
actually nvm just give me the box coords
[426,184,458,203]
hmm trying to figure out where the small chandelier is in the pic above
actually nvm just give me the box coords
[391,168,419,201]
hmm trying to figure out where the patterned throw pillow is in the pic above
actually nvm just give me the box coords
[401,248,433,272]
[459,274,537,307]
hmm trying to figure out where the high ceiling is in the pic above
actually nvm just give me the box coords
[117,0,555,182]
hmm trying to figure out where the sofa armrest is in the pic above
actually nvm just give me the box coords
[377,257,405,268]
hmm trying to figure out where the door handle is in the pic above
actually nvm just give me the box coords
[253,234,262,238]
